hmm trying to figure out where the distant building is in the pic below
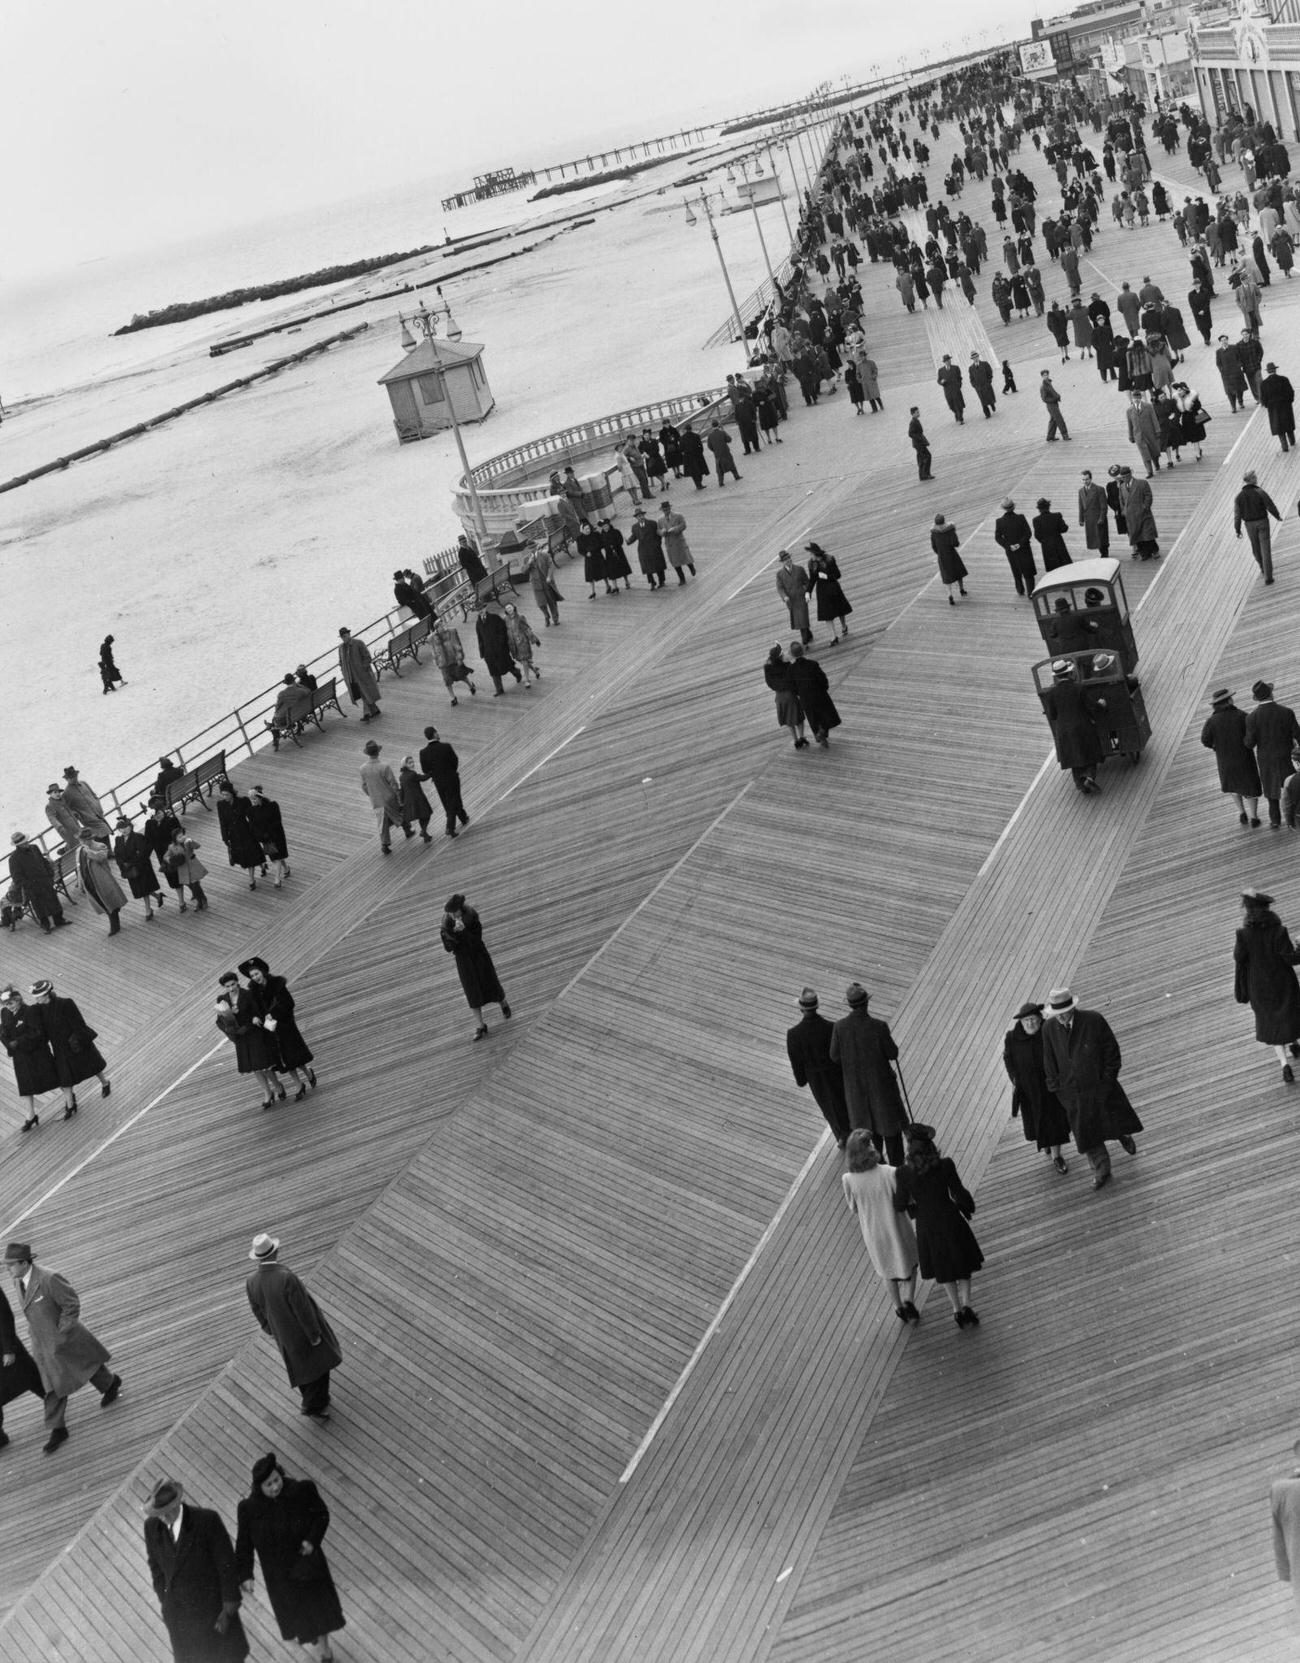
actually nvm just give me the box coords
[1188,0,1300,133]
[378,337,495,444]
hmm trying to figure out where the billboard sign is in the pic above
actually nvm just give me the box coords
[1020,39,1057,76]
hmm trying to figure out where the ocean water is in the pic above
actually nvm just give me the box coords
[0,112,819,834]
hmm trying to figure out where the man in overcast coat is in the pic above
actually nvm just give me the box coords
[828,983,909,1166]
[245,1233,342,1419]
[786,987,850,1148]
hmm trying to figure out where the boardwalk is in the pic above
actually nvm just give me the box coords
[6,102,1300,1663]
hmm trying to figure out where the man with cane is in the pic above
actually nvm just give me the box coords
[829,982,911,1166]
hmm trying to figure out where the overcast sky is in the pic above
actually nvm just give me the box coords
[4,0,1031,272]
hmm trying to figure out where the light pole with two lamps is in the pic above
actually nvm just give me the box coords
[683,193,750,363]
[726,157,777,286]
[398,286,490,553]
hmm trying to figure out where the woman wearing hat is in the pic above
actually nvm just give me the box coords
[763,645,808,751]
[236,1454,345,1661]
[893,1124,984,1328]
[217,782,266,890]
[31,979,110,1119]
[805,543,853,644]
[246,786,290,888]
[397,756,435,843]
[112,815,164,921]
[1003,1004,1071,1174]
[0,985,57,1132]
[240,959,316,1102]
[1201,689,1262,826]
[74,832,128,935]
[842,1131,920,1322]
[216,972,284,1109]
[440,894,510,1041]
[930,514,968,605]
[1234,890,1300,1083]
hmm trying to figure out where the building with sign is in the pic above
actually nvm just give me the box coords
[1189,0,1300,134]
[1101,23,1196,99]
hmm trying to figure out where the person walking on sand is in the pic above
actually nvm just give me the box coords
[246,1234,342,1420]
[337,627,381,723]
[441,894,511,1041]
[236,1453,345,1663]
[359,739,401,855]
[3,1241,121,1455]
[144,1478,249,1663]
[98,635,124,694]
[892,1123,984,1328]
[658,499,695,583]
[776,549,814,643]
[31,977,110,1120]
[931,514,968,604]
[1041,986,1143,1191]
[1003,1001,1071,1175]
[1201,687,1262,826]
[419,727,471,839]
[1246,680,1300,824]
[829,983,909,1167]
[1234,888,1300,1085]
[843,1131,920,1322]
[1040,369,1070,441]
[786,987,849,1146]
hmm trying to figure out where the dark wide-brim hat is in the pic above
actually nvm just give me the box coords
[1253,680,1275,700]
[238,957,270,980]
[2,1241,33,1264]
[1014,1001,1044,1020]
[146,1479,184,1516]
[905,1122,936,1142]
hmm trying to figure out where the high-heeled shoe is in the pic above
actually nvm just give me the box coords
[306,1067,316,1088]
[293,1084,307,1102]
[501,1001,512,1019]
[961,1306,979,1327]
[21,1114,38,1133]
[953,1310,967,1328]
[473,1025,489,1041]
[63,1096,78,1121]
[101,1080,111,1099]
[902,1301,919,1322]
[261,1097,276,1110]
[894,1305,910,1322]
[276,1084,286,1101]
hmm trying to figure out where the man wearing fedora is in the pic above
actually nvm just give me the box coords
[1201,687,1262,826]
[993,497,1037,597]
[1246,681,1300,826]
[829,984,909,1167]
[144,1478,249,1662]
[1041,989,1144,1191]
[786,988,850,1149]
[246,1234,342,1420]
[3,1241,120,1453]
[1233,471,1283,585]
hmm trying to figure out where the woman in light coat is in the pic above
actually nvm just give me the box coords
[161,828,209,910]
[842,1131,919,1322]
[503,603,542,685]
[528,544,562,626]
[74,834,128,935]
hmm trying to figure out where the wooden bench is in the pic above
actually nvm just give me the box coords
[162,750,228,814]
[374,619,431,678]
[268,677,346,748]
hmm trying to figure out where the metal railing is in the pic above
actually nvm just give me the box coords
[14,557,467,861]
[701,255,797,348]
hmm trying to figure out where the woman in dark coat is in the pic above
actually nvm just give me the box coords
[216,783,264,889]
[246,786,290,886]
[657,422,684,477]
[805,542,853,642]
[764,645,807,750]
[0,985,57,1131]
[475,607,522,696]
[236,1454,344,1660]
[893,1123,984,1327]
[240,958,316,1101]
[1200,689,1261,824]
[576,520,610,599]
[786,643,841,748]
[638,431,668,485]
[1003,1002,1071,1172]
[33,979,109,1120]
[1234,889,1300,1083]
[7,833,66,931]
[217,972,283,1108]
[930,515,968,604]
[599,518,633,587]
[1032,498,1072,571]
[398,756,434,843]
[112,816,163,920]
[440,894,510,1041]
[679,427,709,489]
[0,1284,44,1439]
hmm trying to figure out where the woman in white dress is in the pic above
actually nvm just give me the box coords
[841,1129,921,1323]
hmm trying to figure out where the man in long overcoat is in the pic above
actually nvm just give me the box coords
[1041,987,1143,1190]
[245,1234,342,1419]
[1078,469,1110,555]
[1121,468,1159,559]
[936,355,965,423]
[625,509,667,587]
[144,1479,249,1663]
[3,1241,120,1452]
[1216,333,1248,410]
[994,497,1037,597]
[968,353,996,417]
[786,643,840,748]
[476,605,521,695]
[7,832,66,931]
[1245,680,1300,826]
[907,407,933,481]
[786,987,850,1148]
[828,984,908,1166]
[44,785,83,848]
[775,550,813,643]
[0,1282,43,1449]
[337,627,380,721]
[1043,660,1104,793]
[1125,392,1163,475]
[1201,686,1262,825]
[419,726,470,839]
[1261,361,1297,451]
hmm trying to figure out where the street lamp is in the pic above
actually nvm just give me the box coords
[397,286,489,552]
[758,138,795,239]
[729,157,777,285]
[684,192,750,362]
